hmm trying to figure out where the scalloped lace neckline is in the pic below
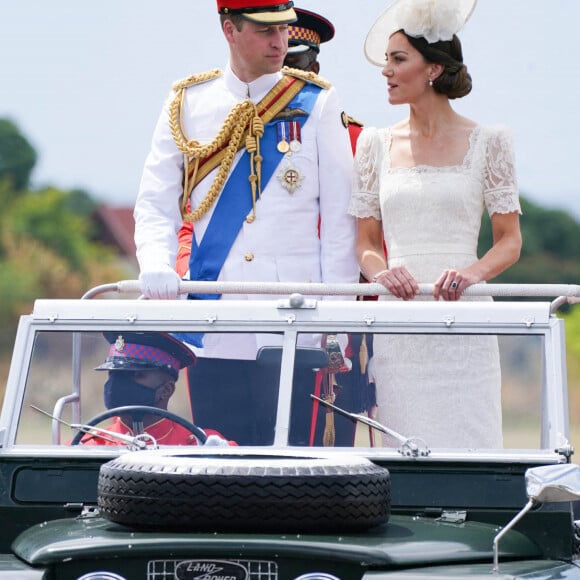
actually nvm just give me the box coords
[385,125,482,173]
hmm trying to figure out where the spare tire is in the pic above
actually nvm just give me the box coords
[98,450,390,532]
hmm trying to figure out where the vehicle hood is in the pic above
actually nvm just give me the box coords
[12,514,540,568]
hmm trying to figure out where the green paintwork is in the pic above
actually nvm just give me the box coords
[13,514,540,568]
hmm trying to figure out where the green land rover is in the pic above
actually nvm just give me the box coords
[1,280,580,579]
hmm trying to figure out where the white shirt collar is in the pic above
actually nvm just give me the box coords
[224,64,282,102]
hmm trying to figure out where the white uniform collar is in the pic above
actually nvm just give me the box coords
[224,64,282,102]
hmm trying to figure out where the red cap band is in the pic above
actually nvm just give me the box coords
[107,342,181,374]
[217,0,292,12]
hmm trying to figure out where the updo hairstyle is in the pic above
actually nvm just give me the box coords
[404,32,472,99]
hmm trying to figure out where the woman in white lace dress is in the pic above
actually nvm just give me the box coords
[349,0,522,448]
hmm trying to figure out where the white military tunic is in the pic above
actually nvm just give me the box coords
[135,65,358,359]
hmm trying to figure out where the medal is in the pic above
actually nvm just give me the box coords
[277,162,304,194]
[289,121,302,152]
[276,122,291,154]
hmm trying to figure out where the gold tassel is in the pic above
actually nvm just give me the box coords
[323,411,335,447]
[252,112,264,194]
[245,109,265,221]
[322,375,336,447]
[246,132,258,221]
[182,157,200,218]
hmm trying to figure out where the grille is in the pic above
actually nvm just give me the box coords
[147,559,278,580]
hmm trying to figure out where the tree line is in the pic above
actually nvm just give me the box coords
[479,198,580,286]
[0,119,129,350]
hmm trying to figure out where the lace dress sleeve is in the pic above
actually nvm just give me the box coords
[483,126,522,216]
[349,127,382,220]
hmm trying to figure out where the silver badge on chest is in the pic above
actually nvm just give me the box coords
[277,162,304,194]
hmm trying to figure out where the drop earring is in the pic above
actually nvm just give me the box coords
[429,78,433,87]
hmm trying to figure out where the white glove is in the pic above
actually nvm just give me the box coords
[139,266,181,299]
[203,434,230,447]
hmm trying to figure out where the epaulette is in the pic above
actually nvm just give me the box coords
[282,66,331,90]
[346,115,364,127]
[172,69,223,92]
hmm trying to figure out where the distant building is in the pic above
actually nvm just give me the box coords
[92,205,138,273]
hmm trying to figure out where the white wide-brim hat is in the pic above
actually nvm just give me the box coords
[364,0,478,66]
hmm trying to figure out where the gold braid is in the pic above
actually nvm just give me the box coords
[170,90,259,222]
[245,108,264,222]
[169,69,312,223]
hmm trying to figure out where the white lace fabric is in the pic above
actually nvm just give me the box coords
[350,125,521,264]
[347,124,521,448]
[350,124,521,221]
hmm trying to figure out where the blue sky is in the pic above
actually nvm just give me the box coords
[2,1,580,218]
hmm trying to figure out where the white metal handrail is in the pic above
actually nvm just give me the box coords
[83,280,580,302]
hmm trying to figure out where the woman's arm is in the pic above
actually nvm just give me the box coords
[476,211,522,279]
[357,217,387,281]
[434,211,522,300]
[357,217,419,300]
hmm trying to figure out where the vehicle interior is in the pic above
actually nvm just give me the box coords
[10,323,559,453]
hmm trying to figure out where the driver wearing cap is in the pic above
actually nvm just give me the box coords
[80,332,235,446]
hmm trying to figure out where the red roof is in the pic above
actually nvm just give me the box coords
[93,205,137,263]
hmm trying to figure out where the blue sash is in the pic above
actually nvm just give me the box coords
[187,83,322,300]
[176,83,322,348]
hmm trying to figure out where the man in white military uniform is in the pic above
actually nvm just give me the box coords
[134,0,358,444]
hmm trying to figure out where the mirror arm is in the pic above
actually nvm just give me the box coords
[492,498,535,574]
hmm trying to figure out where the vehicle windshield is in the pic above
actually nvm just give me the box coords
[16,328,546,451]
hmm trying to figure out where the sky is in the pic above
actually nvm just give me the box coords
[2,1,580,218]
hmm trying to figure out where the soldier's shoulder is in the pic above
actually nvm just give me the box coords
[282,66,331,90]
[341,112,364,129]
[346,115,364,127]
[172,69,223,92]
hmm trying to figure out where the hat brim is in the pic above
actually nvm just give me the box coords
[364,0,477,67]
[287,43,315,54]
[97,331,196,370]
[94,359,165,373]
[241,7,297,24]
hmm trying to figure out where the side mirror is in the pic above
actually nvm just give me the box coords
[493,464,580,573]
[526,463,580,503]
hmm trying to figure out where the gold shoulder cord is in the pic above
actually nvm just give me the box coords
[170,71,306,223]
[281,66,332,90]
[169,70,260,222]
[346,115,364,127]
